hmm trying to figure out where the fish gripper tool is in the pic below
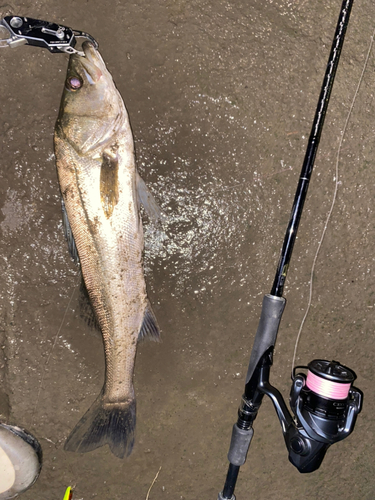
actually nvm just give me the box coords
[0,15,98,55]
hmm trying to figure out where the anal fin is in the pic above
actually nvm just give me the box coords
[79,279,101,336]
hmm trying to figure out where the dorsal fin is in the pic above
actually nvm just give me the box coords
[136,172,163,222]
[138,301,161,342]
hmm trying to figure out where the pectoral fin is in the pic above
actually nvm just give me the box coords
[100,151,119,219]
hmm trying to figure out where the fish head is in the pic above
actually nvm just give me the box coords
[56,42,127,155]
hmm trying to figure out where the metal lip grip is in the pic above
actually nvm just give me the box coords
[0,16,98,55]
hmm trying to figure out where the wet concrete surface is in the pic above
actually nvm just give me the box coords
[1,0,375,498]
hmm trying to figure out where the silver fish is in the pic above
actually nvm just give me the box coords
[54,42,161,459]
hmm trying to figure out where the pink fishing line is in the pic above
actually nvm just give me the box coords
[306,370,351,400]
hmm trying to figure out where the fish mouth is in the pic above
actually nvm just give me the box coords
[70,41,106,85]
[81,41,106,68]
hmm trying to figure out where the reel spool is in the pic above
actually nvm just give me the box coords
[305,360,354,399]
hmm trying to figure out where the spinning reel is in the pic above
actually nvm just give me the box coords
[232,341,362,476]
[277,359,361,472]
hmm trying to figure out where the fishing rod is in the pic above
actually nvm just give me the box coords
[218,1,362,498]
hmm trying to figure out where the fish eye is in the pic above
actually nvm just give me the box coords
[66,76,83,91]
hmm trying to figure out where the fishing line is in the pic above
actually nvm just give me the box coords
[292,25,375,371]
[145,466,162,500]
[32,284,76,422]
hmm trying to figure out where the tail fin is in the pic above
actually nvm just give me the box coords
[64,395,136,459]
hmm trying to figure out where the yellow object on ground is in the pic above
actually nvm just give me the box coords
[63,487,73,500]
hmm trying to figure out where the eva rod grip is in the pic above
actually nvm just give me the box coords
[227,424,254,466]
[245,294,286,384]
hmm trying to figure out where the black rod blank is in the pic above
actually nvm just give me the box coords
[271,0,353,297]
[221,464,239,500]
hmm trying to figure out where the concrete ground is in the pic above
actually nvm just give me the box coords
[0,0,375,498]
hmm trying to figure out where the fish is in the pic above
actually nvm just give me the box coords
[54,41,161,459]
